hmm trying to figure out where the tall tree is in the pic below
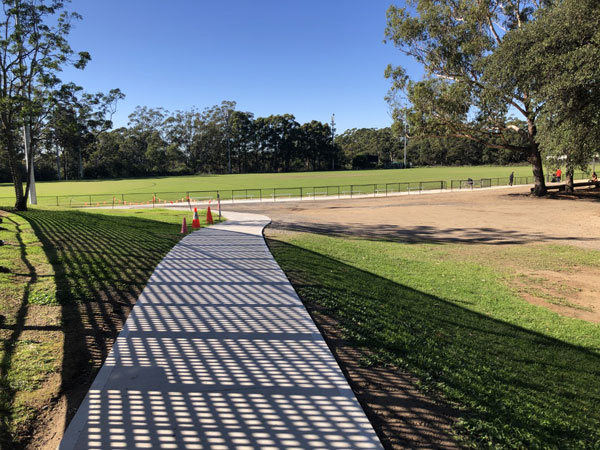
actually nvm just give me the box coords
[385,0,550,195]
[487,0,600,190]
[0,0,89,209]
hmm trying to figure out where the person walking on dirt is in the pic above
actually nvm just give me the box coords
[509,172,514,186]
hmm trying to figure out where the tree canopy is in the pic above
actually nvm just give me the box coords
[0,0,90,210]
[385,0,553,194]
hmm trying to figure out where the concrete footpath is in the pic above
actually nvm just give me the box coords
[59,211,383,449]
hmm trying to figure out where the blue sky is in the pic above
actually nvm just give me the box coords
[60,1,420,133]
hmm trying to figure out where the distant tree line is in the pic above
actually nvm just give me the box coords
[337,127,528,169]
[0,100,345,181]
[1,99,530,183]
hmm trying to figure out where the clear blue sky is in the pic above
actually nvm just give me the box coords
[61,1,420,133]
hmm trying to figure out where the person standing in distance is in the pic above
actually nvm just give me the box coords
[509,172,514,186]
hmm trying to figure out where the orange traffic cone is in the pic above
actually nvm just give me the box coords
[192,208,201,229]
[206,205,214,225]
[181,217,188,234]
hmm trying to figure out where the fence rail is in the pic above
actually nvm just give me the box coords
[449,171,588,191]
[0,171,593,207]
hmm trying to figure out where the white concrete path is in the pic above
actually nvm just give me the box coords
[59,211,383,449]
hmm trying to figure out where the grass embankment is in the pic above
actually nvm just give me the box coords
[0,207,217,448]
[268,232,600,449]
[0,165,537,200]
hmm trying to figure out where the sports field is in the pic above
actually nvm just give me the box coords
[0,165,536,199]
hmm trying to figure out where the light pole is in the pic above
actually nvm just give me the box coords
[403,108,407,168]
[330,113,336,170]
[226,110,232,174]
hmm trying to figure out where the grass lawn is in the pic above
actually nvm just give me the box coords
[267,232,600,449]
[0,207,218,448]
[0,165,542,203]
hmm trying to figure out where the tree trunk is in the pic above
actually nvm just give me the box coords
[529,143,547,196]
[56,145,61,179]
[6,136,27,211]
[565,167,574,192]
[78,146,83,179]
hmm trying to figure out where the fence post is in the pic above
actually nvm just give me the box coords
[373,184,376,197]
[56,196,59,206]
[89,195,92,205]
[112,197,115,209]
[260,189,262,202]
[153,193,156,209]
[350,185,353,198]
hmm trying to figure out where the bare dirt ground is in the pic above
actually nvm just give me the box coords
[233,186,600,249]
[228,186,600,449]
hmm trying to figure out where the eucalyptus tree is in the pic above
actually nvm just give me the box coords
[229,110,254,173]
[487,0,600,190]
[163,108,201,172]
[0,0,89,209]
[385,0,550,195]
[299,120,333,171]
[45,83,123,179]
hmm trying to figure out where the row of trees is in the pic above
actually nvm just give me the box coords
[5,97,528,183]
[26,103,530,181]
[337,127,528,169]
[36,102,341,179]
[385,0,600,195]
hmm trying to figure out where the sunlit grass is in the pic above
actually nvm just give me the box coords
[268,231,600,449]
[0,165,539,199]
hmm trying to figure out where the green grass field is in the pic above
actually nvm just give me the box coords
[0,165,539,201]
[268,231,600,449]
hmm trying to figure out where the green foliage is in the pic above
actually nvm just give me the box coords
[269,233,600,448]
[43,101,342,181]
[385,1,551,193]
[0,0,90,209]
[523,0,599,172]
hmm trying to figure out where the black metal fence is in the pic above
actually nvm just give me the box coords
[449,171,589,191]
[0,180,447,207]
[0,171,592,207]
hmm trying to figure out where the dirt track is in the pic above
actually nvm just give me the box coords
[229,186,600,249]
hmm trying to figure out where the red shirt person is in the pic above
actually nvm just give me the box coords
[556,168,562,180]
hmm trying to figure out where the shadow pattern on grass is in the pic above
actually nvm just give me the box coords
[267,237,600,449]
[0,216,37,447]
[3,209,181,448]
